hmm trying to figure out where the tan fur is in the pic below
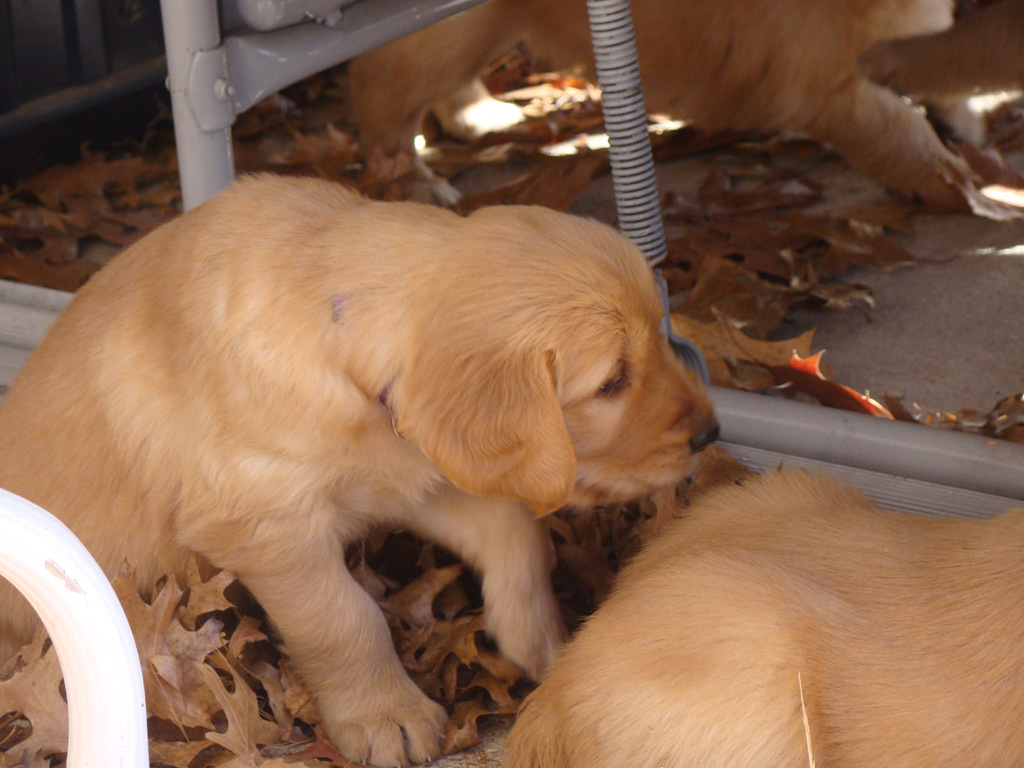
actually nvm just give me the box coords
[0,174,716,768]
[861,0,1024,98]
[505,469,1024,768]
[350,0,974,207]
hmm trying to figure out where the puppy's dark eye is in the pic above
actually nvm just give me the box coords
[598,366,630,397]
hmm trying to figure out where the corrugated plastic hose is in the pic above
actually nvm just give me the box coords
[585,0,710,383]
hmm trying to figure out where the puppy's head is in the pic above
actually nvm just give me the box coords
[394,206,717,515]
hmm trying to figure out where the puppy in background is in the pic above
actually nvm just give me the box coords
[506,469,1024,768]
[350,0,977,208]
[0,174,717,768]
[861,0,1024,101]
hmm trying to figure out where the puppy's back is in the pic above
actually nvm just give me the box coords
[505,470,1024,768]
[0,176,389,654]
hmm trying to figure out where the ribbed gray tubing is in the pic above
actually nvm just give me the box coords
[586,0,667,265]
[586,0,709,382]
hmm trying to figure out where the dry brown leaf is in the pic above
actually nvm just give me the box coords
[17,147,158,211]
[678,256,794,338]
[0,633,68,760]
[278,660,319,726]
[383,564,464,627]
[765,351,894,417]
[149,737,213,768]
[226,616,268,667]
[442,700,498,755]
[698,169,822,216]
[454,153,609,213]
[280,731,354,767]
[247,662,293,733]
[0,746,52,768]
[670,313,814,389]
[687,445,756,498]
[197,662,281,758]
[113,568,226,731]
[179,560,237,632]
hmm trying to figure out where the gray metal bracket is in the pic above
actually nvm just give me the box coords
[161,0,491,210]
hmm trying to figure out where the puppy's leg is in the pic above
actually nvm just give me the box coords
[399,485,565,680]
[183,512,446,768]
[349,0,518,186]
[809,78,975,208]
[431,79,524,141]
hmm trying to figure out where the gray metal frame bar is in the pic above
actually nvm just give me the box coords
[160,0,491,210]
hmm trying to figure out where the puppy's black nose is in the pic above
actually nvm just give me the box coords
[689,422,720,453]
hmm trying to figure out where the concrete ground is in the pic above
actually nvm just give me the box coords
[576,153,1024,415]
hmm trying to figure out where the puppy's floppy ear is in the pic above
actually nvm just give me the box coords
[396,348,576,516]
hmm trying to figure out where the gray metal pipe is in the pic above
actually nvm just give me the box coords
[713,387,1024,504]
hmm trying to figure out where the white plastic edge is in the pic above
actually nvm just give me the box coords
[0,487,147,768]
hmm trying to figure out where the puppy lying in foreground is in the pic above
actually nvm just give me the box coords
[506,469,1024,768]
[351,0,976,207]
[0,174,718,767]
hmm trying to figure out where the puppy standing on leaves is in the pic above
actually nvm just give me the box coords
[0,174,717,768]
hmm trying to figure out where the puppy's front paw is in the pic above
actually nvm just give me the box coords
[485,579,566,681]
[324,680,447,768]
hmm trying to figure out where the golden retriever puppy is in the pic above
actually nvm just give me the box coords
[350,0,975,207]
[505,468,1024,768]
[861,0,1024,98]
[0,174,717,768]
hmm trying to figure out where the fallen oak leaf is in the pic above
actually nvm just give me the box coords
[766,351,894,418]
[226,616,269,667]
[454,152,609,213]
[148,737,213,768]
[883,393,919,423]
[247,661,293,733]
[986,392,1024,442]
[951,141,1024,190]
[442,699,511,756]
[698,169,822,216]
[0,632,68,761]
[281,729,361,767]
[670,312,814,389]
[196,661,282,758]
[0,746,52,768]
[833,201,917,234]
[277,659,319,726]
[113,567,226,731]
[383,564,464,627]
[16,146,160,212]
[677,256,795,339]
[179,560,238,632]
